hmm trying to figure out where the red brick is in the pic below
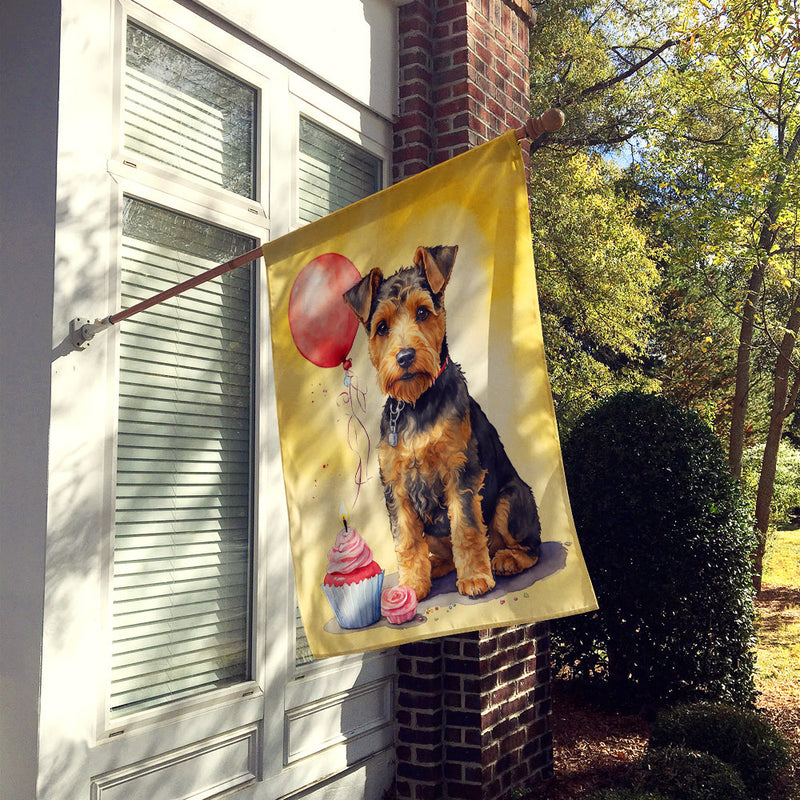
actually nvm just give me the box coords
[400,31,431,51]
[433,52,453,71]
[444,762,464,782]
[438,3,469,22]
[433,84,454,103]
[399,79,433,100]
[397,760,440,782]
[399,96,434,116]
[416,708,444,728]
[437,131,471,149]
[403,64,433,83]
[448,783,479,799]
[436,95,470,117]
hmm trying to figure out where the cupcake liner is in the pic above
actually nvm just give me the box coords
[322,571,384,629]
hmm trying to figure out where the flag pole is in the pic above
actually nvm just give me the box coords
[69,108,563,350]
[514,107,565,141]
[69,246,264,349]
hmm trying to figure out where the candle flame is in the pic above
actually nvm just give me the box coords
[339,500,348,531]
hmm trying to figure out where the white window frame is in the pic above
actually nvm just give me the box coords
[101,0,273,739]
[77,0,397,793]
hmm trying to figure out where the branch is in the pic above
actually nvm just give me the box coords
[558,39,678,108]
[530,122,640,154]
[771,244,800,258]
[683,128,737,146]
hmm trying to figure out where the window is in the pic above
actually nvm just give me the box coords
[294,117,383,665]
[46,0,396,793]
[110,22,258,717]
[124,22,256,198]
[298,116,382,224]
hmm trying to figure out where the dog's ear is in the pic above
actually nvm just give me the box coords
[413,245,458,294]
[343,268,382,326]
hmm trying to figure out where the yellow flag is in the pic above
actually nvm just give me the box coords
[264,132,596,658]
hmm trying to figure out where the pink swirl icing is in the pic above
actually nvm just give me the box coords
[326,527,374,575]
[381,585,418,623]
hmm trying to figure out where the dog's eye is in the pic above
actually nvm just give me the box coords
[375,320,389,337]
[415,307,430,322]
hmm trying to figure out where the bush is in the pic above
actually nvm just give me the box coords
[553,391,757,706]
[649,702,790,798]
[632,746,748,800]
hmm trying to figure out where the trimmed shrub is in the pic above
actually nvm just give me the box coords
[553,391,757,706]
[649,702,790,799]
[632,746,748,800]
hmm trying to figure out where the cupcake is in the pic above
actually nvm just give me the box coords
[322,526,384,629]
[381,584,418,625]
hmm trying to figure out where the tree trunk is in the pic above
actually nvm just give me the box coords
[729,266,765,478]
[728,127,800,479]
[753,300,800,593]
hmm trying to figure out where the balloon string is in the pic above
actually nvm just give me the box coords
[338,366,373,507]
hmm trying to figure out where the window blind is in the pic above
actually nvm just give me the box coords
[295,118,382,665]
[111,198,255,715]
[298,117,381,224]
[125,23,256,199]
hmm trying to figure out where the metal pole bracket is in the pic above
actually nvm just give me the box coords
[70,317,112,350]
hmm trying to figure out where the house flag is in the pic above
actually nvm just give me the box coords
[264,131,597,658]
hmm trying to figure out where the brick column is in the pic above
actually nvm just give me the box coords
[394,0,534,181]
[396,626,553,800]
[392,2,553,798]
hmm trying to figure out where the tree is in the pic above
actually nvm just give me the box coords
[528,151,660,429]
[633,0,800,589]
[529,0,682,156]
[528,0,674,429]
[529,0,799,591]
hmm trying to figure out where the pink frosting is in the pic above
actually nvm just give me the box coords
[326,527,374,575]
[381,585,418,623]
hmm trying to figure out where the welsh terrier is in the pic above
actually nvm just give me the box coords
[344,245,541,601]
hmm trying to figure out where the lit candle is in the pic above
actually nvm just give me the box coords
[339,499,349,532]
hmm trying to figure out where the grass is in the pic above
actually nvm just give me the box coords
[755,527,800,800]
[764,527,800,587]
[756,528,800,700]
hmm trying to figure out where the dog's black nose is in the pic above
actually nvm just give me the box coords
[396,348,416,370]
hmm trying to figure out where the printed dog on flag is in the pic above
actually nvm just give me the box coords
[344,245,542,601]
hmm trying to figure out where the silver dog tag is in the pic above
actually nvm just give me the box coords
[388,399,404,447]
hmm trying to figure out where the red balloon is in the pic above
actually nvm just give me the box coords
[288,253,361,368]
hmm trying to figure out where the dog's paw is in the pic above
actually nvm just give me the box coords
[491,548,539,576]
[456,573,495,598]
[405,577,432,602]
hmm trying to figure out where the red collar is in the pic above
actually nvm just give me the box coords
[435,355,450,381]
